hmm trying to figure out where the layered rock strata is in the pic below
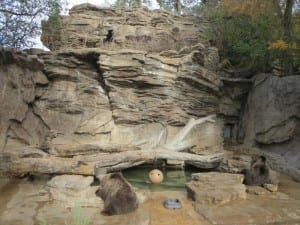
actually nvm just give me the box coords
[0,6,224,176]
[41,4,207,52]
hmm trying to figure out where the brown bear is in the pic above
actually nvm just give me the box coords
[95,172,139,215]
[242,155,279,186]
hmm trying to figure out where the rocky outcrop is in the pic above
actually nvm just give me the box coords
[240,74,300,180]
[34,46,221,151]
[41,4,207,52]
[99,47,221,126]
[0,5,224,177]
[242,74,300,145]
[186,172,246,209]
[0,47,49,151]
[47,175,102,208]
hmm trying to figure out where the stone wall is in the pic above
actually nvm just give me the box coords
[0,47,49,151]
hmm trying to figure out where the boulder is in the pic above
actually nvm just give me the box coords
[186,172,246,207]
[241,73,300,181]
[219,152,253,173]
[47,175,102,208]
[246,186,270,195]
[242,73,300,145]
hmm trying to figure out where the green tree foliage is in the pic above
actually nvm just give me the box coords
[202,0,300,75]
[0,0,65,49]
[204,4,280,71]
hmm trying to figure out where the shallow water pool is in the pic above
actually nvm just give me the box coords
[122,165,200,191]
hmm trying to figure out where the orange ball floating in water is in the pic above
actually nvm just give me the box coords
[149,169,164,184]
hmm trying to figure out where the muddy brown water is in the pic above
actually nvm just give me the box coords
[0,174,299,225]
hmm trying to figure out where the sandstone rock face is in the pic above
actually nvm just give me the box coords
[99,48,222,126]
[1,5,224,179]
[0,48,49,151]
[36,46,221,153]
[41,4,206,52]
[0,5,223,158]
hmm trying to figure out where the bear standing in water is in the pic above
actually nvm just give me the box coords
[95,172,138,215]
[242,155,279,186]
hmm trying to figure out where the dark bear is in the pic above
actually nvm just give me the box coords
[95,172,138,215]
[242,155,278,186]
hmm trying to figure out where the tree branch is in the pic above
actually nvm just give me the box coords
[0,9,36,16]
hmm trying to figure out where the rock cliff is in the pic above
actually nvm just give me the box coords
[240,74,300,180]
[41,4,207,52]
[0,4,299,180]
[242,74,300,145]
[0,5,224,176]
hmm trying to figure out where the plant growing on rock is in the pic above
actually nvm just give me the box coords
[269,39,300,75]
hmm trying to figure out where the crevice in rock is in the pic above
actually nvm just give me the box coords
[71,51,115,126]
[7,119,31,145]
[95,58,115,124]
[0,126,9,151]
[31,104,51,131]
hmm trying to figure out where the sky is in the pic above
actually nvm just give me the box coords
[67,0,114,8]
[66,0,159,10]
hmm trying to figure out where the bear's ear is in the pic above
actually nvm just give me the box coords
[95,188,102,197]
[110,172,123,179]
[259,156,266,164]
[251,155,266,166]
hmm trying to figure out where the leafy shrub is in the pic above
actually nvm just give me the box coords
[269,39,300,75]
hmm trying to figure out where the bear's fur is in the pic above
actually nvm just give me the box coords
[95,172,138,215]
[242,155,279,186]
